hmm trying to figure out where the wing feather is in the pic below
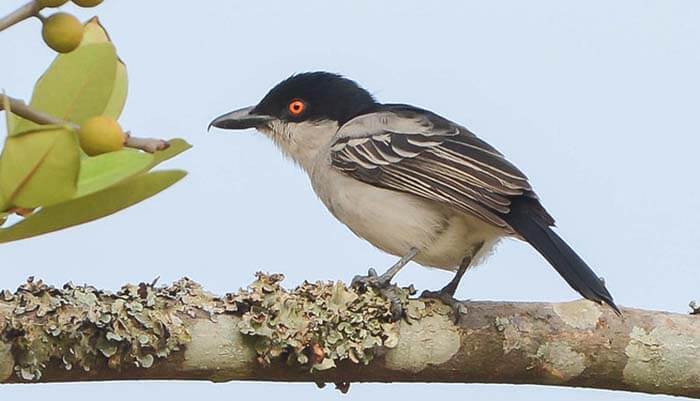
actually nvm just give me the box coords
[331,105,536,230]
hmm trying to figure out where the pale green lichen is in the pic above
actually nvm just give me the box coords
[495,316,522,354]
[494,315,539,356]
[623,324,700,391]
[232,273,418,371]
[0,273,423,381]
[536,341,586,381]
[0,277,205,381]
[384,312,460,373]
[553,300,602,330]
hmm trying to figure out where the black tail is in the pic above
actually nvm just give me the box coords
[504,196,620,315]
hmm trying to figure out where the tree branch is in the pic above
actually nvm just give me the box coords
[0,274,698,398]
[0,1,40,33]
[0,94,169,152]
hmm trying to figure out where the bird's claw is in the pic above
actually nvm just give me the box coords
[420,289,467,324]
[351,267,390,290]
[351,268,405,321]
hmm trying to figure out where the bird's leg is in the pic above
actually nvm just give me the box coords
[421,242,483,323]
[420,255,470,321]
[352,247,419,320]
[352,247,418,289]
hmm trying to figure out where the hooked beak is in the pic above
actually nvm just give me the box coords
[208,106,274,131]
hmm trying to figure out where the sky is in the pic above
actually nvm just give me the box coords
[1,0,699,400]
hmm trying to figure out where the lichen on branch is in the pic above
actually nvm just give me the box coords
[0,273,417,382]
[1,273,699,400]
[0,276,196,380]
[234,273,421,369]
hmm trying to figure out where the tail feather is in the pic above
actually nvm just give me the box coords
[504,197,620,315]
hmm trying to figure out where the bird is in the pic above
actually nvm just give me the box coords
[209,71,620,318]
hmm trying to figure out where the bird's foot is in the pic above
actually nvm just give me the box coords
[352,268,413,321]
[420,288,467,324]
[351,267,393,290]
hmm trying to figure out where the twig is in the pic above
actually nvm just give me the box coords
[125,133,170,153]
[0,1,40,32]
[0,94,169,153]
[0,94,76,128]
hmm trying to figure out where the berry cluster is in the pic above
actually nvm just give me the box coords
[39,0,104,53]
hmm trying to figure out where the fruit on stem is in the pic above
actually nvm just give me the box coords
[41,13,83,53]
[72,0,104,7]
[38,0,70,7]
[78,116,126,156]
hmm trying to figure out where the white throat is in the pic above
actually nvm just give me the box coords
[259,120,339,172]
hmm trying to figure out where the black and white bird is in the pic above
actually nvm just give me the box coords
[209,72,620,317]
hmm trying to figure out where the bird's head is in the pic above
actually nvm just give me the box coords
[209,72,377,170]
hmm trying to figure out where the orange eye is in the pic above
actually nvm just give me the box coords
[288,99,306,116]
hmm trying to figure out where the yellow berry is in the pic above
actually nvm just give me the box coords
[72,0,103,7]
[41,13,83,53]
[38,0,70,7]
[78,116,126,156]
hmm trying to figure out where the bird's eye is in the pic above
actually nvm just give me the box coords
[288,99,306,116]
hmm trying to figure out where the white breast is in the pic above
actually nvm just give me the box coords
[310,156,504,271]
[260,119,505,271]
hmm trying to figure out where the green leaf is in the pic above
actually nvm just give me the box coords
[81,17,112,45]
[148,138,192,169]
[103,62,128,120]
[76,149,153,197]
[2,93,10,134]
[0,170,186,244]
[12,43,118,134]
[0,126,80,209]
[81,17,128,120]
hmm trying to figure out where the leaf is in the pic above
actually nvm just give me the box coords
[82,17,128,120]
[81,17,111,45]
[103,61,128,120]
[0,126,80,209]
[76,149,153,197]
[12,43,118,134]
[2,92,10,134]
[148,138,192,169]
[0,95,6,210]
[0,170,186,244]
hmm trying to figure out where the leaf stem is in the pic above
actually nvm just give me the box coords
[124,134,170,153]
[0,1,41,33]
[0,94,170,153]
[0,94,76,128]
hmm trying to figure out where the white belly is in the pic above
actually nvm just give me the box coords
[311,161,504,271]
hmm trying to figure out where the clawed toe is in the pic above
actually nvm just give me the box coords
[351,268,387,290]
[351,268,407,321]
[379,285,407,321]
[420,289,467,323]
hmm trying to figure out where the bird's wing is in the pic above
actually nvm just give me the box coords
[330,104,544,232]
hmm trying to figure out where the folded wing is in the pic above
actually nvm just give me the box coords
[330,104,544,232]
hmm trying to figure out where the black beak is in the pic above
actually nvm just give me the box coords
[208,106,274,131]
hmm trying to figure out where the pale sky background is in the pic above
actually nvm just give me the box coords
[2,1,699,400]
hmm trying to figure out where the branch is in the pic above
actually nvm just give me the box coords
[0,94,168,152]
[0,274,698,398]
[0,1,40,33]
